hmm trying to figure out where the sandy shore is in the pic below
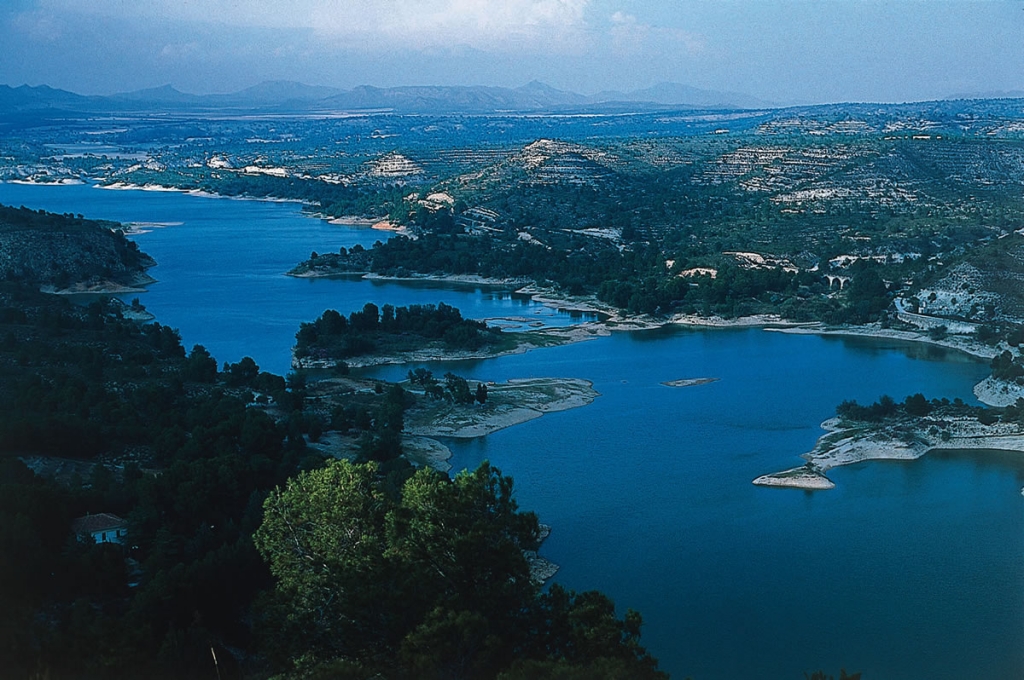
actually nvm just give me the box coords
[362,272,530,287]
[287,269,530,287]
[670,312,815,329]
[8,178,84,186]
[518,286,828,334]
[754,415,1024,490]
[752,466,836,490]
[100,182,305,204]
[974,376,1024,407]
[405,377,599,439]
[322,217,416,238]
[123,221,183,235]
[325,216,376,226]
[400,435,453,472]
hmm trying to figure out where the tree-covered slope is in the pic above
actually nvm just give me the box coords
[0,204,155,291]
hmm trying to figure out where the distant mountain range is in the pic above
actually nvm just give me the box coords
[0,80,778,116]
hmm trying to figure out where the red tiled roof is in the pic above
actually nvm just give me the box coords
[71,513,126,535]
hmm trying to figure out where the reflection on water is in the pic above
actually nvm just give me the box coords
[823,332,980,364]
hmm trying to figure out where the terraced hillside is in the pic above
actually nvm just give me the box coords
[7,98,1024,326]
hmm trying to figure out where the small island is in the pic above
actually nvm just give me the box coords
[754,394,1024,490]
[292,300,603,369]
[662,377,720,388]
[290,302,602,474]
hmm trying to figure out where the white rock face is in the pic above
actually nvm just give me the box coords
[368,153,423,177]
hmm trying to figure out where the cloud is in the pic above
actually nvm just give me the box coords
[9,8,62,42]
[608,9,704,57]
[32,0,593,52]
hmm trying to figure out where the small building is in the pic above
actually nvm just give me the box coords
[71,513,127,545]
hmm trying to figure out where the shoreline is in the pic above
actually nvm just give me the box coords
[293,324,609,370]
[768,323,1001,361]
[286,268,532,289]
[753,416,1024,490]
[41,271,158,296]
[290,282,1015,409]
[44,181,1016,418]
[99,182,307,204]
[404,377,599,439]
[973,376,1024,407]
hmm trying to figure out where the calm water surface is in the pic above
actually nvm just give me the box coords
[0,183,588,374]
[3,182,1022,680]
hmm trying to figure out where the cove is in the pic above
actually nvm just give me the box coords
[2,182,1022,680]
[0,182,588,375]
[385,328,1021,680]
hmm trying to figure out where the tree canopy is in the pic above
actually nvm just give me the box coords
[254,460,667,679]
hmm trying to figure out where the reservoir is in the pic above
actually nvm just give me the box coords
[2,182,1022,680]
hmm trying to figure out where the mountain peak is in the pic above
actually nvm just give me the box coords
[519,80,558,92]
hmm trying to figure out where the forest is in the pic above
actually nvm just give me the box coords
[0,272,668,679]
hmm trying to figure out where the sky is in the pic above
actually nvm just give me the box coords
[1,0,1023,104]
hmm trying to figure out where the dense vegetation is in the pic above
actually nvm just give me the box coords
[13,102,1024,329]
[0,280,666,678]
[990,350,1024,385]
[835,392,1024,426]
[13,100,1024,678]
[0,284,315,678]
[255,460,667,679]
[0,204,153,290]
[294,301,506,363]
[272,131,1024,330]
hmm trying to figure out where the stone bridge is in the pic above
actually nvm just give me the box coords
[825,275,851,290]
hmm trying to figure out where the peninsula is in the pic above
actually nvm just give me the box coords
[753,395,1024,490]
[292,302,601,470]
[0,204,156,294]
[303,370,599,473]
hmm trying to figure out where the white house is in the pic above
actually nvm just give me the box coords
[71,513,127,544]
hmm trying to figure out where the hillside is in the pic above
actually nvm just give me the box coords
[0,205,155,292]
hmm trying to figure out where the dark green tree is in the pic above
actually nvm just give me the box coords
[903,393,932,417]
[183,344,218,383]
[254,461,665,679]
[445,373,474,405]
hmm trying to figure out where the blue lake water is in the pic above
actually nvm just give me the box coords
[2,182,1022,680]
[0,183,588,375]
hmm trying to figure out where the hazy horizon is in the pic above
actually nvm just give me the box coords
[3,1,1024,106]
